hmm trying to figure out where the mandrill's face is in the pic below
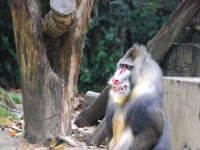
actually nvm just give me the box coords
[108,68,131,105]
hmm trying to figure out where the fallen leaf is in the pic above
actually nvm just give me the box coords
[50,140,56,147]
[73,98,83,112]
[20,142,28,148]
[8,130,17,137]
[0,118,12,126]
[35,143,44,148]
[37,142,44,147]
[29,144,34,150]
[54,144,64,150]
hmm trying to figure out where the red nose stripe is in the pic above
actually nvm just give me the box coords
[119,67,126,76]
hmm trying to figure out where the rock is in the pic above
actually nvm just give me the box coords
[82,91,100,109]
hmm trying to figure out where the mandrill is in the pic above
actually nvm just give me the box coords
[106,44,171,150]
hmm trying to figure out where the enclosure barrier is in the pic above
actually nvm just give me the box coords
[164,77,200,150]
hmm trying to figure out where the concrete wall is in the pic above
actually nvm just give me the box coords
[164,77,200,150]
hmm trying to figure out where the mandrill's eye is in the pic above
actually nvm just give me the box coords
[127,65,134,70]
[120,64,133,70]
[120,64,124,68]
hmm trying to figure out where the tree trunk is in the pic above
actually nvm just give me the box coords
[10,0,93,146]
[75,85,110,127]
[147,0,200,63]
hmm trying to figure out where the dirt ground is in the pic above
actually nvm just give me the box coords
[0,130,104,150]
[0,130,24,150]
[0,92,105,150]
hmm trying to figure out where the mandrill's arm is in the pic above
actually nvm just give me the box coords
[129,104,164,150]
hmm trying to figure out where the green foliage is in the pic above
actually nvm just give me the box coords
[0,107,8,118]
[176,24,200,44]
[0,1,20,89]
[0,106,20,121]
[1,0,199,94]
[10,113,19,121]
[129,0,177,42]
[78,0,178,93]
[9,92,23,104]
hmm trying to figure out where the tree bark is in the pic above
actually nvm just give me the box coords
[147,0,200,63]
[86,117,107,147]
[10,0,93,146]
[74,85,110,127]
[43,0,78,72]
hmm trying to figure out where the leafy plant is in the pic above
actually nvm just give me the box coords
[0,106,20,121]
[0,1,20,89]
[0,107,8,118]
[10,114,19,121]
[10,92,23,104]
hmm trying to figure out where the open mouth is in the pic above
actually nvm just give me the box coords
[112,85,127,92]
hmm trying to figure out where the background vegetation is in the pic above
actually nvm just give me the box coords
[0,1,19,88]
[0,0,200,93]
[78,0,179,92]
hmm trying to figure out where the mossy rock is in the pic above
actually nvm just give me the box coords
[0,87,17,109]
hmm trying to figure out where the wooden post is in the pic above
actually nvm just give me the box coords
[161,44,200,77]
